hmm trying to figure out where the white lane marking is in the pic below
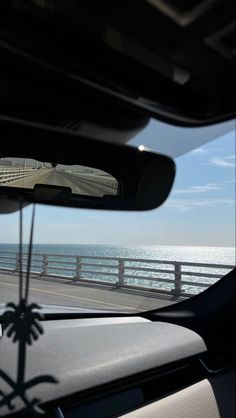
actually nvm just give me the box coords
[0,282,137,311]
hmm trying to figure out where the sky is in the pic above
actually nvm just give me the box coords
[0,120,235,247]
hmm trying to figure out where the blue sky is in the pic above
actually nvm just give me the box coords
[0,121,235,247]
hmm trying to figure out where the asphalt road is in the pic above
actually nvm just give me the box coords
[0,273,177,313]
[11,169,117,197]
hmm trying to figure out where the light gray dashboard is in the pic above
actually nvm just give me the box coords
[0,317,207,416]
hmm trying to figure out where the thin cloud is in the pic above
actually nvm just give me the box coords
[190,147,223,156]
[224,179,236,184]
[191,148,206,155]
[210,155,235,167]
[166,198,235,211]
[174,182,221,195]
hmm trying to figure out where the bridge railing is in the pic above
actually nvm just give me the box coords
[0,167,35,184]
[0,251,234,297]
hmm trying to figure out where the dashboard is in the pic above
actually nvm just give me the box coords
[0,317,236,417]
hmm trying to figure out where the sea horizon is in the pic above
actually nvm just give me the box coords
[0,242,235,249]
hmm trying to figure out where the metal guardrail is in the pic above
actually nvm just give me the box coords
[0,167,35,184]
[0,251,234,296]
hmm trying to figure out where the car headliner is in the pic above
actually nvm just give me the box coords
[130,118,235,159]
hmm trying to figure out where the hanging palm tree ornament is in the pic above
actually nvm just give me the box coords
[0,203,58,415]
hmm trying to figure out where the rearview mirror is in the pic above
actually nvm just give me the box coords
[0,116,175,211]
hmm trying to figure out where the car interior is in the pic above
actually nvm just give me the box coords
[0,1,236,417]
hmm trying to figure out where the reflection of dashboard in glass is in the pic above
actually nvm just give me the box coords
[61,388,144,418]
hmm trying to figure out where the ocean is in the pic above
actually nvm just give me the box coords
[0,244,235,294]
[0,243,235,263]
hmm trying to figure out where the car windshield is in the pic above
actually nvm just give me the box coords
[0,119,235,314]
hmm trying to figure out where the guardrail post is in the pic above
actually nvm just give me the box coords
[42,255,48,276]
[15,253,20,272]
[116,259,125,288]
[173,262,182,295]
[74,256,82,282]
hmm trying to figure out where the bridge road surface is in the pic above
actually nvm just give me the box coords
[0,273,177,313]
[9,169,117,197]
